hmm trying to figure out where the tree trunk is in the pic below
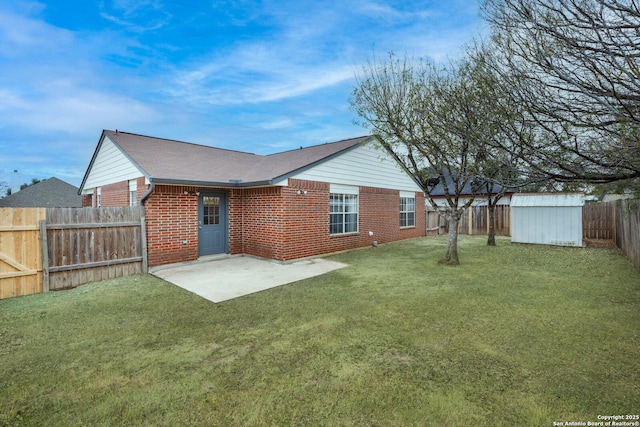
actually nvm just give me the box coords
[487,201,496,246]
[441,210,460,265]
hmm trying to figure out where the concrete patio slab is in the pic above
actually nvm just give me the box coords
[150,255,348,303]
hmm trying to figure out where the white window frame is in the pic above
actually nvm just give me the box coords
[400,191,415,228]
[329,184,359,235]
[96,187,101,208]
[129,180,137,206]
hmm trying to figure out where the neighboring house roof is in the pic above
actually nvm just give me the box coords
[80,130,381,190]
[0,177,83,208]
[428,169,514,197]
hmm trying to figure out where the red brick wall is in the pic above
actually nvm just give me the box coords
[273,180,331,260]
[144,185,199,267]
[229,186,284,259]
[91,178,425,267]
[100,181,129,207]
[85,177,148,208]
[228,180,332,261]
[274,179,425,261]
[230,178,425,262]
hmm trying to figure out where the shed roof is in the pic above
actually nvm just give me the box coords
[82,130,373,188]
[511,193,584,207]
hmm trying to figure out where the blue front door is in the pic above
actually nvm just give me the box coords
[198,192,228,256]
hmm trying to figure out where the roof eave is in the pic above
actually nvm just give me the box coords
[149,178,276,188]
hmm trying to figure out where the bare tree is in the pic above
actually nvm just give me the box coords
[482,0,640,184]
[464,45,536,246]
[0,181,9,198]
[352,53,502,264]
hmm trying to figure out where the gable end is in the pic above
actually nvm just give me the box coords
[80,131,148,193]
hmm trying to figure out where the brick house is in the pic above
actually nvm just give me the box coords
[79,130,426,267]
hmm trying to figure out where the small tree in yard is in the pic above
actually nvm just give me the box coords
[352,53,504,264]
[478,160,514,246]
[469,44,542,246]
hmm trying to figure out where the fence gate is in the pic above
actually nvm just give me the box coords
[0,208,46,299]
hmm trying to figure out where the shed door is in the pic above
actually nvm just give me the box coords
[198,192,228,256]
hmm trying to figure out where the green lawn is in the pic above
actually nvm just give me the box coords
[1,236,639,426]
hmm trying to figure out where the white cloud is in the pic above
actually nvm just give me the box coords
[0,86,159,134]
[258,118,294,130]
[0,0,484,187]
[0,8,74,55]
[170,62,354,105]
[355,1,435,22]
[98,0,172,32]
[166,0,481,108]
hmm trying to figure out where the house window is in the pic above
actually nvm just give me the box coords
[400,194,415,227]
[96,188,101,208]
[330,193,358,235]
[129,180,137,206]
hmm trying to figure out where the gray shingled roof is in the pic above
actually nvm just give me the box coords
[0,177,82,208]
[100,130,372,187]
[428,169,514,197]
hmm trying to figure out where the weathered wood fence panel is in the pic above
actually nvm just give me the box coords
[611,200,640,271]
[583,202,613,240]
[579,200,640,270]
[45,207,145,291]
[426,209,444,235]
[0,208,46,299]
[433,205,511,236]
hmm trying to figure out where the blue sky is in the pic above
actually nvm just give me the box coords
[0,0,483,191]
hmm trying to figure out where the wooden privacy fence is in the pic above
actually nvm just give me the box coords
[611,200,640,271]
[581,200,640,270]
[583,202,614,240]
[458,205,511,236]
[0,208,46,299]
[428,205,511,236]
[45,207,147,291]
[0,206,146,299]
[426,209,445,235]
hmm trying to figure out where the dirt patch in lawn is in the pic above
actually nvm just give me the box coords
[583,238,618,249]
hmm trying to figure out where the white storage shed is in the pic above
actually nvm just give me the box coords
[511,193,584,247]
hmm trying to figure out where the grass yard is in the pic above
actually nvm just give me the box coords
[1,236,639,426]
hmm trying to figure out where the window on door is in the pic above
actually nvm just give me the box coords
[203,196,220,225]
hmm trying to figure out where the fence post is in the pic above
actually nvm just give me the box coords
[141,214,148,273]
[39,219,49,293]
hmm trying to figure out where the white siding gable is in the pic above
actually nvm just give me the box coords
[286,143,422,192]
[83,135,145,191]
